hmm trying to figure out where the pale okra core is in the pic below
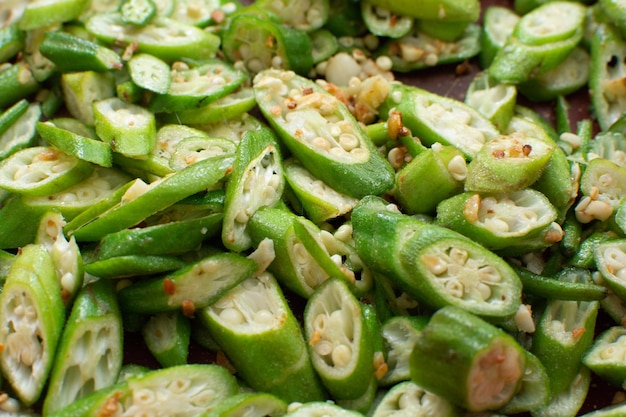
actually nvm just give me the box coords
[255,70,369,163]
[264,0,326,31]
[599,245,626,282]
[288,234,329,291]
[3,147,74,186]
[421,245,503,303]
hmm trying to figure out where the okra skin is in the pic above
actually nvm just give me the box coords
[253,68,394,198]
[582,326,626,387]
[42,278,123,416]
[365,0,480,21]
[409,306,526,412]
[352,195,523,319]
[142,311,191,368]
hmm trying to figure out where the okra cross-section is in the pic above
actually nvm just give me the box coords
[253,68,394,198]
[352,195,523,318]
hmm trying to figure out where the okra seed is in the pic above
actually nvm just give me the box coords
[133,388,155,404]
[190,389,216,406]
[314,340,333,357]
[167,378,191,394]
[219,307,245,325]
[331,344,352,368]
[447,155,468,181]
[339,133,358,151]
[449,247,469,265]
[253,309,274,325]
[444,279,464,299]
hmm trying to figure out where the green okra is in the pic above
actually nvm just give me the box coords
[352,195,523,319]
[202,392,288,417]
[201,272,326,403]
[39,30,122,73]
[594,239,626,302]
[304,278,376,401]
[0,23,25,63]
[127,53,170,95]
[42,278,123,416]
[465,71,517,132]
[371,380,460,417]
[531,275,599,395]
[435,189,563,255]
[86,12,221,62]
[142,311,191,368]
[479,6,520,69]
[0,101,41,160]
[309,28,339,64]
[532,142,578,215]
[364,0,479,21]
[380,83,499,160]
[256,0,329,32]
[222,12,314,76]
[570,230,619,269]
[530,366,591,417]
[510,264,607,301]
[222,127,285,253]
[67,153,234,241]
[61,70,116,126]
[498,351,550,415]
[284,402,364,417]
[117,252,256,314]
[0,244,65,406]
[18,0,88,30]
[576,158,626,224]
[0,62,40,110]
[0,250,14,283]
[582,325,626,387]
[578,402,626,417]
[379,315,428,386]
[361,0,413,38]
[409,306,527,412]
[253,68,394,198]
[119,0,157,25]
[84,254,187,279]
[394,143,466,215]
[415,18,470,42]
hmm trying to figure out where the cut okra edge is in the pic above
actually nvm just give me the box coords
[1,0,626,416]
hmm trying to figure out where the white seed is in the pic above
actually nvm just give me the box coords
[449,247,468,265]
[332,344,352,368]
[219,307,245,325]
[314,340,333,356]
[253,309,275,326]
[447,155,467,181]
[444,279,464,298]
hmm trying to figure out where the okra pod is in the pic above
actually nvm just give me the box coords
[0,101,41,160]
[530,366,591,417]
[364,0,480,21]
[370,380,459,417]
[409,306,527,412]
[253,68,394,198]
[361,1,413,39]
[499,351,550,415]
[142,311,191,368]
[0,62,40,112]
[582,325,626,387]
[465,71,517,132]
[42,278,123,415]
[256,0,329,32]
[202,392,288,417]
[200,272,326,403]
[379,315,428,386]
[511,264,608,301]
[84,253,187,279]
[352,195,523,318]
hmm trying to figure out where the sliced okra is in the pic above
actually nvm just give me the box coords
[68,153,233,241]
[142,311,191,368]
[0,101,41,160]
[379,23,482,72]
[371,381,460,417]
[284,401,364,417]
[200,272,326,403]
[352,195,523,318]
[498,351,550,415]
[0,62,40,110]
[577,403,626,417]
[589,131,626,166]
[530,366,591,417]
[39,30,122,73]
[0,244,65,406]
[309,28,338,64]
[0,146,94,196]
[222,12,314,76]
[532,142,579,215]
[576,157,626,224]
[0,249,14,282]
[361,0,413,38]
[395,143,466,215]
[409,306,526,412]
[204,392,288,417]
[93,97,157,158]
[464,129,555,194]
[582,325,626,387]
[42,278,123,416]
[37,120,113,168]
[465,71,517,132]
[0,23,25,63]
[254,68,394,198]
[84,254,187,279]
[378,315,428,386]
[531,277,599,396]
[169,136,237,171]
[168,0,237,27]
[85,12,221,62]
[119,0,157,25]
[117,252,256,314]
[415,19,470,42]
[221,127,284,253]
[61,70,116,126]
[510,264,607,301]
[365,0,479,21]
[256,0,329,32]
[593,239,626,302]
[513,1,586,46]
[127,53,171,95]
[18,0,88,30]
[283,158,360,224]
[435,189,563,255]
[148,60,247,113]
[381,84,499,160]
[35,211,84,305]
[304,278,376,401]
[479,6,519,68]
[193,112,265,144]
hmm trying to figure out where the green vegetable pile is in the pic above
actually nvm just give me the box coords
[2,0,626,416]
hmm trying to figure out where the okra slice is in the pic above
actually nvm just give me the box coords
[465,71,517,132]
[221,127,285,253]
[531,282,599,395]
[148,60,247,113]
[365,0,479,21]
[284,401,364,417]
[194,112,265,144]
[254,68,394,198]
[37,120,113,167]
[593,239,626,302]
[370,381,460,417]
[18,0,88,30]
[35,211,84,305]
[361,0,412,38]
[0,244,65,406]
[170,136,236,171]
[257,0,328,32]
[379,23,482,72]
[93,97,157,158]
[512,1,586,46]
[304,278,375,401]
[200,272,326,403]
[142,311,191,368]
[381,84,499,160]
[409,306,526,412]
[576,158,626,224]
[85,12,221,62]
[0,101,41,160]
[479,6,519,68]
[117,252,256,314]
[222,13,314,75]
[464,130,555,194]
[284,158,359,224]
[68,153,233,242]
[582,325,626,387]
[42,278,123,416]
[0,62,40,110]
[394,144,466,215]
[0,146,93,196]
[84,254,187,279]
[204,392,288,417]
[498,351,550,415]
[530,366,591,417]
[379,315,428,386]
[39,30,122,73]
[578,403,626,417]
[61,70,116,126]
[435,189,562,255]
[119,0,157,25]
[352,195,523,318]
[127,53,171,95]
[0,23,25,63]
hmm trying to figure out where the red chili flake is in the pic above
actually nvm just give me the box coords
[163,278,176,295]
[523,144,533,157]
[302,87,314,95]
[182,299,196,318]
[492,149,506,159]
[572,327,586,340]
